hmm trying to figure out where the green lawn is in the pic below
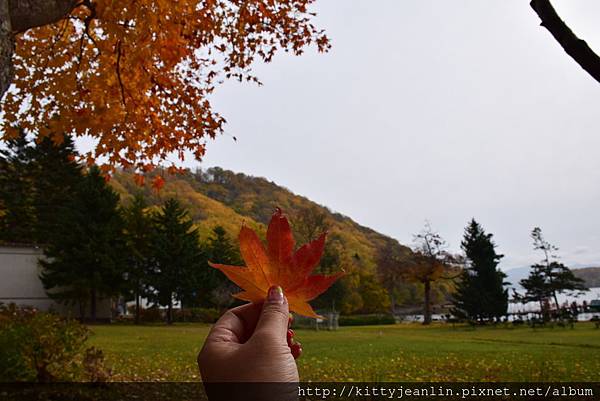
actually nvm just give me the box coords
[88,322,600,382]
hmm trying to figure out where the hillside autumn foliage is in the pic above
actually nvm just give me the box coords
[0,0,330,173]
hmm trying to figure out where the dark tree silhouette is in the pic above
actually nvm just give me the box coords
[199,226,241,308]
[452,219,508,322]
[40,166,127,321]
[0,130,36,243]
[530,0,600,84]
[123,192,153,324]
[147,198,202,324]
[519,227,587,313]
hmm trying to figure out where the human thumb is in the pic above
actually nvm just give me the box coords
[254,286,289,342]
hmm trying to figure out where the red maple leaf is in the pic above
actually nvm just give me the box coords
[151,175,165,191]
[209,208,344,318]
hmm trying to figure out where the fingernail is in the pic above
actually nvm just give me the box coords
[267,285,284,304]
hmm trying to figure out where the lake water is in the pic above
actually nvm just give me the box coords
[402,288,600,322]
[508,287,600,320]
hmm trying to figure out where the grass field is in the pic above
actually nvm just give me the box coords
[88,322,600,382]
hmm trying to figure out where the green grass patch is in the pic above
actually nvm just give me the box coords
[88,322,600,382]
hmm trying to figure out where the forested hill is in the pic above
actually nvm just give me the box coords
[111,167,412,275]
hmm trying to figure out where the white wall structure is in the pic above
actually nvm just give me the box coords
[0,245,112,320]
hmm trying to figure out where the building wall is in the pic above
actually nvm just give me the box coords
[0,246,112,320]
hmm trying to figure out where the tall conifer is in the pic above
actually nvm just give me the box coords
[452,219,508,322]
[147,198,202,324]
[40,166,126,321]
[0,130,36,243]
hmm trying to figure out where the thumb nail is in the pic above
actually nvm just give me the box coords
[267,286,284,304]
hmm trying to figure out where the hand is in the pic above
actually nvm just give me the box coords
[197,286,299,383]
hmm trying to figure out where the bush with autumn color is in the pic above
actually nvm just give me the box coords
[0,303,111,382]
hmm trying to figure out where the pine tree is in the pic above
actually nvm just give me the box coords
[199,226,241,308]
[123,192,153,324]
[30,135,82,244]
[0,130,36,244]
[148,198,202,324]
[519,263,552,313]
[0,133,82,245]
[452,219,508,322]
[40,166,127,321]
[520,227,587,313]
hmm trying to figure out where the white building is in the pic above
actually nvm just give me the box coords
[0,245,112,321]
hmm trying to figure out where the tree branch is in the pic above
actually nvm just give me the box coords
[1,0,78,99]
[116,40,126,106]
[8,0,77,33]
[530,0,600,84]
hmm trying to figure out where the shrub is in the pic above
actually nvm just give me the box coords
[174,307,221,323]
[0,303,110,382]
[338,314,396,326]
[138,306,164,323]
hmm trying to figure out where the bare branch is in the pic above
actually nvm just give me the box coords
[530,0,600,84]
[116,40,126,106]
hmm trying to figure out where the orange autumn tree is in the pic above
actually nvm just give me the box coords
[405,222,455,325]
[1,0,330,172]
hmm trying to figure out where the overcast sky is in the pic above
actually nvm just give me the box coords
[181,0,599,271]
[88,1,599,270]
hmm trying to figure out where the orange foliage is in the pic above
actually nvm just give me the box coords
[210,208,343,318]
[403,252,447,284]
[151,175,165,191]
[1,1,330,173]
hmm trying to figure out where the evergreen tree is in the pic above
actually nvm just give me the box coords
[148,198,202,324]
[518,263,551,313]
[519,227,587,312]
[452,219,508,322]
[123,192,153,324]
[0,130,36,243]
[40,166,127,321]
[30,135,82,244]
[0,133,82,245]
[199,226,241,308]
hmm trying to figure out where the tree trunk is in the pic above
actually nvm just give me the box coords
[167,300,173,325]
[0,0,13,98]
[423,280,432,325]
[552,291,560,312]
[389,293,396,315]
[78,300,85,321]
[135,289,140,325]
[0,0,76,99]
[8,0,77,33]
[36,364,53,383]
[90,287,97,323]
